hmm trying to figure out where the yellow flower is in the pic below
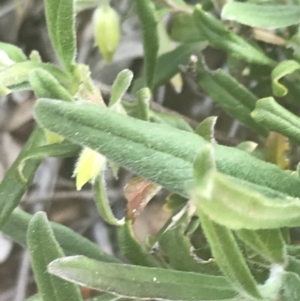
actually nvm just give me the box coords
[73,147,106,190]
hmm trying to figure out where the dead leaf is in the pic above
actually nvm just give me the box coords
[265,131,290,169]
[124,177,161,222]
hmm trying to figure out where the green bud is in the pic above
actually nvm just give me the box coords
[93,3,120,64]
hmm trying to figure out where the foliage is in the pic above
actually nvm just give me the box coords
[2,0,300,300]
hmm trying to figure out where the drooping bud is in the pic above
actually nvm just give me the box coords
[93,3,120,64]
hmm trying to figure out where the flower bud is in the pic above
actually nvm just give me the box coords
[93,3,120,63]
[73,147,105,190]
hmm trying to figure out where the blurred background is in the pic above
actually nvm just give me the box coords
[0,0,259,299]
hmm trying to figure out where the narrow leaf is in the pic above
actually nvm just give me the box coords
[48,255,239,300]
[29,68,73,101]
[117,220,159,267]
[191,168,300,230]
[195,116,217,142]
[27,212,82,301]
[196,58,268,136]
[171,13,204,43]
[44,0,76,72]
[0,128,45,229]
[18,142,81,183]
[198,211,262,299]
[159,215,220,274]
[0,61,71,91]
[236,141,258,154]
[149,111,193,132]
[252,97,300,144]
[193,5,275,66]
[136,88,151,121]
[0,42,27,62]
[2,208,119,263]
[222,3,300,29]
[34,98,300,200]
[109,69,133,107]
[152,42,203,90]
[236,229,286,264]
[193,147,261,299]
[271,60,300,97]
[282,272,300,301]
[93,171,124,226]
[132,0,158,88]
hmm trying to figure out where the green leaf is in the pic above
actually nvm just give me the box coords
[281,272,300,301]
[0,128,45,229]
[44,0,76,72]
[198,211,262,299]
[136,88,151,121]
[93,171,124,226]
[236,141,258,154]
[25,293,122,301]
[170,13,204,43]
[193,146,261,298]
[34,98,300,200]
[196,58,269,136]
[2,208,119,263]
[158,212,220,275]
[222,3,300,29]
[195,116,217,142]
[191,161,300,230]
[271,60,300,97]
[18,141,81,183]
[251,97,300,144]
[152,42,203,90]
[286,256,300,275]
[27,212,82,301]
[149,111,193,132]
[48,255,239,300]
[0,61,72,92]
[236,229,286,264]
[193,5,275,66]
[109,69,133,107]
[132,0,159,88]
[0,42,27,62]
[117,220,159,267]
[29,68,73,101]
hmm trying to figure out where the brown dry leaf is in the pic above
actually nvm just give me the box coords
[265,131,290,169]
[124,177,161,222]
[252,28,286,46]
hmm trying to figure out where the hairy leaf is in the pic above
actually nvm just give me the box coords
[44,0,76,72]
[34,99,300,199]
[193,5,275,66]
[252,97,300,144]
[222,3,300,29]
[196,58,268,136]
[2,208,119,263]
[27,212,82,301]
[48,255,239,300]
[0,128,45,229]
[271,60,300,97]
[132,0,158,88]
[0,42,27,62]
